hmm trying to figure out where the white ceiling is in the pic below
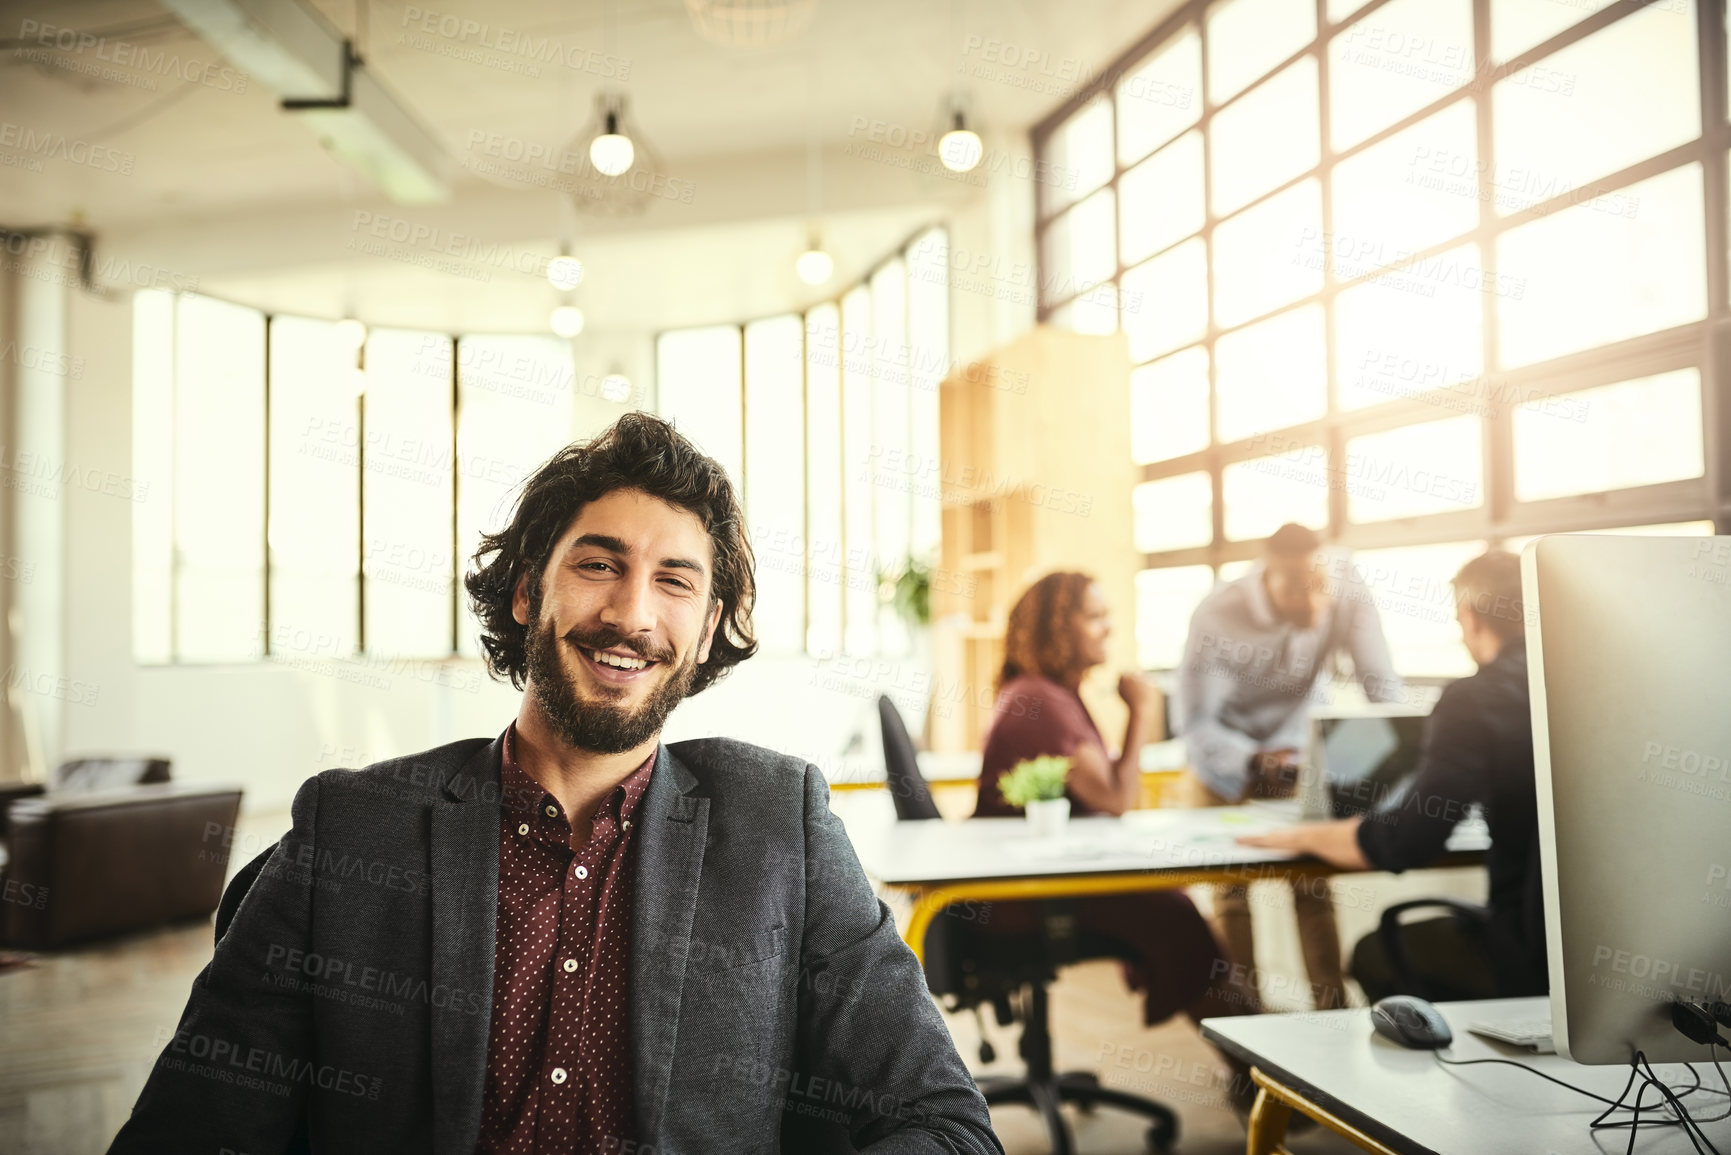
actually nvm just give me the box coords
[2,0,1177,330]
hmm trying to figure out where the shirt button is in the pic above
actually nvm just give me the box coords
[622,819,632,830]
[517,823,529,836]
[575,865,589,880]
[563,958,578,973]
[544,804,558,818]
[550,1067,567,1085]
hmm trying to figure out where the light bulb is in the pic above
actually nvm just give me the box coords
[547,255,585,291]
[795,247,834,285]
[939,127,983,173]
[589,124,635,176]
[600,373,632,403]
[550,305,585,338]
[334,317,367,350]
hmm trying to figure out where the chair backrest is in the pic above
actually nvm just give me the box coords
[52,757,171,794]
[877,696,940,821]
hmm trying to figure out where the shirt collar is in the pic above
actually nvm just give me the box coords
[499,722,658,829]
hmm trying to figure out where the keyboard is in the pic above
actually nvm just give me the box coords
[1467,1018,1556,1053]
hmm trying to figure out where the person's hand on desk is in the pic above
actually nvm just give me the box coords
[1246,747,1301,799]
[1237,817,1371,869]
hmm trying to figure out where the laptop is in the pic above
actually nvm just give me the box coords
[1302,706,1432,820]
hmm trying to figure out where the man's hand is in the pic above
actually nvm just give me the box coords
[1117,672,1161,715]
[1246,748,1300,798]
[1238,818,1370,870]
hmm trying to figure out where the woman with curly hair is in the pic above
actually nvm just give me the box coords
[975,571,1260,1032]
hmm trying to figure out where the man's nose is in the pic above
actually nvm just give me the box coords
[598,574,657,637]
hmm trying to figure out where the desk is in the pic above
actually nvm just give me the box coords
[1201,997,1730,1155]
[848,804,1489,962]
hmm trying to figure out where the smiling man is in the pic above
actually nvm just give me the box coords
[109,413,1000,1155]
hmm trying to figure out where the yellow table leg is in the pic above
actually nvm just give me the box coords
[1246,1083,1293,1155]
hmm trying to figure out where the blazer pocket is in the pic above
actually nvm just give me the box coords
[686,924,786,977]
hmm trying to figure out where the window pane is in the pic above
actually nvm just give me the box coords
[1211,57,1319,217]
[1497,163,1705,368]
[907,227,948,561]
[805,305,843,655]
[656,326,743,486]
[1345,541,1486,676]
[175,294,265,661]
[1215,304,1326,442]
[1066,283,1119,335]
[1120,131,1204,266]
[1041,95,1114,217]
[1040,186,1116,307]
[1117,28,1202,165]
[1213,179,1323,328]
[1208,0,1316,106]
[841,288,877,655]
[363,331,455,658]
[1512,368,1704,502]
[871,263,912,657]
[745,315,806,656]
[1134,472,1213,553]
[1328,0,1374,21]
[1491,0,1616,62]
[1329,0,1473,150]
[1136,565,1216,667]
[1335,243,1485,410]
[1492,2,1699,216]
[1345,415,1483,523]
[1123,238,1209,361]
[1131,347,1211,464]
[132,291,174,663]
[457,336,577,657]
[1502,521,1715,555]
[269,316,359,657]
[1332,101,1480,273]
[1223,453,1330,541]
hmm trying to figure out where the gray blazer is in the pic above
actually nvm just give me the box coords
[108,734,1000,1155]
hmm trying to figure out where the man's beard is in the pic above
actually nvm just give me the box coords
[523,612,699,755]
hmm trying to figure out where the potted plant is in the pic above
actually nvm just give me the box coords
[998,755,1072,837]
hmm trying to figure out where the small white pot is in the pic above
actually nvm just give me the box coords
[1024,797,1071,838]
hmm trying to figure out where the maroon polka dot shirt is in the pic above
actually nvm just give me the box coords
[475,725,655,1154]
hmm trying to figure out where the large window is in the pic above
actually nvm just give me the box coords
[132,297,586,664]
[1036,0,1726,676]
[656,227,949,659]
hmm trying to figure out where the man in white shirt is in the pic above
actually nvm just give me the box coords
[1178,523,1405,1010]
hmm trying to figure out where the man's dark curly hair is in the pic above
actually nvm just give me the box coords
[463,411,757,695]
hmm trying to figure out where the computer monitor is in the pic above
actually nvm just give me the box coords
[1524,533,1731,1064]
[1302,706,1431,821]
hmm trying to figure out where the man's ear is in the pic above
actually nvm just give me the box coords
[695,598,723,664]
[511,568,533,627]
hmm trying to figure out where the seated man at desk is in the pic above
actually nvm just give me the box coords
[975,571,1259,1030]
[1240,549,1546,1001]
[1178,523,1405,1011]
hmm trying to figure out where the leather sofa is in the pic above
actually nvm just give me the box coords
[0,757,243,949]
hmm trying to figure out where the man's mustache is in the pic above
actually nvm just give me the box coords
[560,626,674,665]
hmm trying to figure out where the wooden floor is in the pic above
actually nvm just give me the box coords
[0,805,1482,1155]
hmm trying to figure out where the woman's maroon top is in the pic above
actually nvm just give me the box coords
[973,673,1109,818]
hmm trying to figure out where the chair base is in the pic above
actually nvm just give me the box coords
[980,1069,1179,1155]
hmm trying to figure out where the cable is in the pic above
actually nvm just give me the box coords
[79,81,200,142]
[1434,1050,1631,1107]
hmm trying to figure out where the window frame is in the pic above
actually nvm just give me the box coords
[1031,0,1729,589]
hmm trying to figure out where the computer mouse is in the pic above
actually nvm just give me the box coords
[1370,995,1454,1049]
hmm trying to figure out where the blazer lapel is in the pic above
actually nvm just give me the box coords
[629,743,709,1140]
[430,737,503,1155]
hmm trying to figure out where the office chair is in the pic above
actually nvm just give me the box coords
[877,696,1179,1154]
